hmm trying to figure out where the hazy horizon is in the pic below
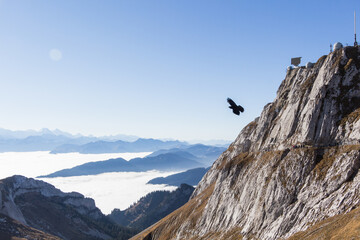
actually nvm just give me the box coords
[0,126,233,143]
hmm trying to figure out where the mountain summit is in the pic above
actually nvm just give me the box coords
[131,46,360,239]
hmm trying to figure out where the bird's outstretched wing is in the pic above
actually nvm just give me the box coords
[238,105,244,113]
[227,98,237,108]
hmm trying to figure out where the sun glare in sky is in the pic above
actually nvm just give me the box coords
[49,48,62,61]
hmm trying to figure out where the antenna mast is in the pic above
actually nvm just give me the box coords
[355,11,358,46]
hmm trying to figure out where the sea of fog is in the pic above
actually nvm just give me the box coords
[0,151,178,214]
[41,171,178,214]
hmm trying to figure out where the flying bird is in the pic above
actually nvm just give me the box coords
[227,98,244,115]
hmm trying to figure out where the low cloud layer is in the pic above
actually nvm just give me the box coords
[42,171,178,214]
[0,151,176,214]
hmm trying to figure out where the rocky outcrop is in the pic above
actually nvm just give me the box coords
[0,175,101,225]
[0,175,138,240]
[131,46,360,240]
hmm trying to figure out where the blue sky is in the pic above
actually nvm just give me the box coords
[0,0,358,142]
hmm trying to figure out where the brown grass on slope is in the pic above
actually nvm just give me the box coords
[287,205,360,240]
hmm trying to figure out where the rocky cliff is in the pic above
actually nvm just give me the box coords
[0,175,137,240]
[131,46,360,240]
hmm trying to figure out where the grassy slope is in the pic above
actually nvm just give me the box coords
[287,206,360,240]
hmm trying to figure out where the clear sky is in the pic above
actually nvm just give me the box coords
[0,0,358,142]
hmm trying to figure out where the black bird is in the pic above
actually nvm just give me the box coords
[227,98,244,115]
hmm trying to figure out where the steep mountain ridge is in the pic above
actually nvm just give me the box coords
[131,46,360,239]
[109,184,194,231]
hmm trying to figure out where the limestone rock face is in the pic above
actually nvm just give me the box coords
[131,46,360,240]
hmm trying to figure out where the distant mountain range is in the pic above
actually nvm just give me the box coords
[0,128,138,141]
[0,134,98,152]
[109,184,194,231]
[148,144,226,166]
[39,152,203,178]
[0,128,230,154]
[147,167,210,187]
[39,145,225,178]
[50,138,187,154]
[0,128,139,152]
[0,128,77,139]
